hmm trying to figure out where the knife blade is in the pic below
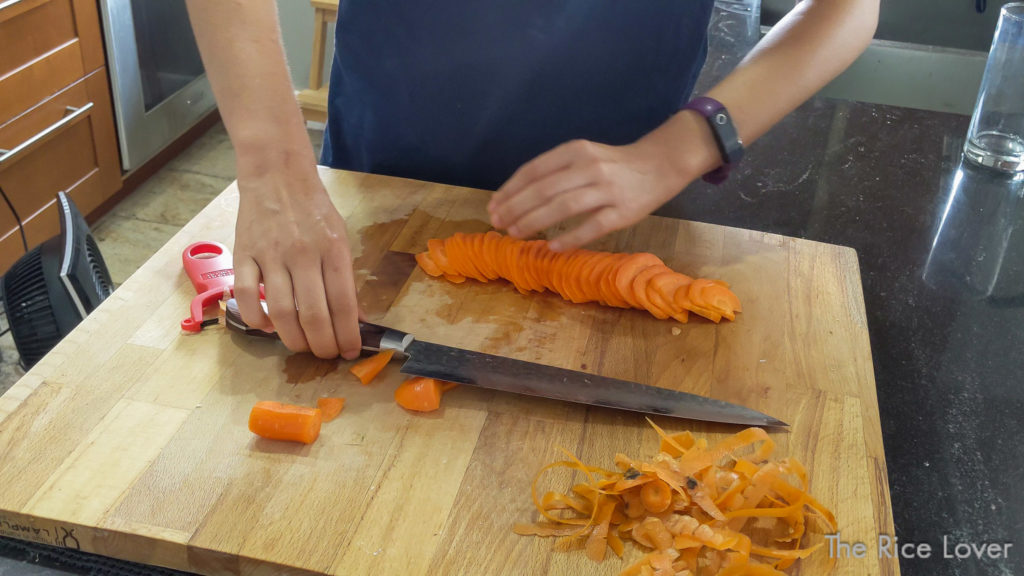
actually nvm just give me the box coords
[224,299,786,427]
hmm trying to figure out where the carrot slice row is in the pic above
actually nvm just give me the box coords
[415,233,741,323]
[514,422,835,575]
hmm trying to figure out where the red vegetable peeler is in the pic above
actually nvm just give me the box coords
[180,241,263,332]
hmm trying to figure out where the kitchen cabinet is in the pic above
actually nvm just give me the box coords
[0,0,122,275]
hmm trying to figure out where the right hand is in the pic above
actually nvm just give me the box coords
[232,166,362,360]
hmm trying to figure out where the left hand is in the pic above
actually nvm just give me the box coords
[487,137,690,251]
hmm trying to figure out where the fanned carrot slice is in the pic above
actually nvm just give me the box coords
[632,265,673,320]
[416,233,742,324]
[316,397,345,421]
[701,281,743,320]
[415,252,443,277]
[614,253,664,309]
[602,254,633,308]
[682,279,725,323]
[427,238,456,276]
[349,349,394,385]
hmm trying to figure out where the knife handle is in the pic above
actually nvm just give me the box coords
[359,322,415,354]
[225,299,414,354]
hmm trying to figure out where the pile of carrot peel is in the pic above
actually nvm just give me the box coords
[416,232,741,323]
[515,422,836,576]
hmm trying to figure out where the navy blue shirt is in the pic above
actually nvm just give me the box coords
[321,1,714,191]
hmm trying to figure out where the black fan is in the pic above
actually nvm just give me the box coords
[2,192,113,369]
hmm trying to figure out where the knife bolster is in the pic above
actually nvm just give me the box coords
[359,322,414,354]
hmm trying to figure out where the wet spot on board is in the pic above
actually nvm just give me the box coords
[283,354,341,384]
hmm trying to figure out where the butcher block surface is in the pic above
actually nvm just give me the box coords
[0,168,897,575]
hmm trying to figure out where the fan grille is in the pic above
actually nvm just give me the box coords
[3,246,61,367]
[86,233,114,298]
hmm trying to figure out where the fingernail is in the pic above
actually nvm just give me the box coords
[342,349,360,360]
[508,225,519,236]
[549,240,563,252]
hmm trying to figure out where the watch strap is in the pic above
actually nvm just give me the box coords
[683,96,744,185]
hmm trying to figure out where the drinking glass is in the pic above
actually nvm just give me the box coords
[964,3,1024,173]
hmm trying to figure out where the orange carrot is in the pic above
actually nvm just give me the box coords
[613,253,664,309]
[394,377,449,412]
[415,232,741,325]
[316,397,345,421]
[248,401,322,444]
[349,349,394,385]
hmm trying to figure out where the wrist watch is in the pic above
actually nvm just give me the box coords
[682,96,744,185]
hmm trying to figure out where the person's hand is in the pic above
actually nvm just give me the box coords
[487,138,691,251]
[232,166,361,360]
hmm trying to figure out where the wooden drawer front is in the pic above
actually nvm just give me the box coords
[0,68,121,251]
[0,222,25,274]
[0,0,105,121]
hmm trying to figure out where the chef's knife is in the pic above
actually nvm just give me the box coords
[224,299,786,427]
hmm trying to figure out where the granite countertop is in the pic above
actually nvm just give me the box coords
[3,5,1021,576]
[655,9,1023,576]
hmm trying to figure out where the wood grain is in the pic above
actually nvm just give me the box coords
[0,168,898,575]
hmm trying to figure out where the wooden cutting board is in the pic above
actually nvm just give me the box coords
[0,168,897,576]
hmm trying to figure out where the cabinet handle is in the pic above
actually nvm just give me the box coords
[0,103,94,169]
[0,0,25,11]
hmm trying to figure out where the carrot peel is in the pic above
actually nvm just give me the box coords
[515,424,834,575]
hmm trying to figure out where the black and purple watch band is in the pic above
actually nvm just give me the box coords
[682,96,744,185]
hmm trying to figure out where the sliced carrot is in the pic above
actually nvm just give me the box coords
[647,284,688,324]
[614,253,664,309]
[649,272,693,323]
[316,397,345,421]
[415,252,443,277]
[426,238,456,276]
[248,401,322,444]
[349,349,395,385]
[416,233,742,323]
[701,281,743,320]
[683,279,725,323]
[632,265,673,320]
[602,254,633,308]
[394,376,448,412]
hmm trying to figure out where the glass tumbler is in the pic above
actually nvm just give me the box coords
[964,3,1024,173]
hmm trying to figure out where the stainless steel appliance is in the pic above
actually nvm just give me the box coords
[99,0,217,171]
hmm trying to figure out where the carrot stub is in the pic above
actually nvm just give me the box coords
[349,349,395,385]
[316,397,345,421]
[248,401,322,444]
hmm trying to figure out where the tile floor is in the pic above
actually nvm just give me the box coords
[0,123,323,397]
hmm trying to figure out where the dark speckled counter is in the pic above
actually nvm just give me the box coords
[659,24,1024,574]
